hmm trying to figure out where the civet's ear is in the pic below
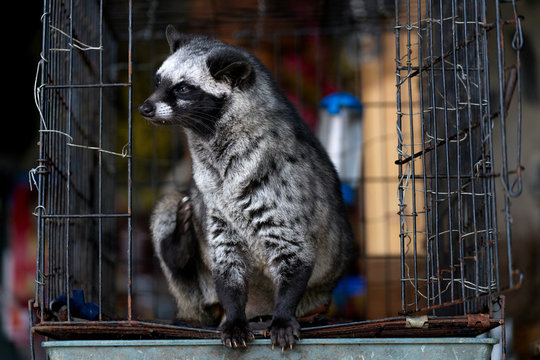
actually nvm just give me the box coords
[206,48,254,89]
[165,25,191,53]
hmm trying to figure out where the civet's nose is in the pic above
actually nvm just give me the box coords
[139,100,156,118]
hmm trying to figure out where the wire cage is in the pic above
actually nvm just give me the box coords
[395,0,523,317]
[29,0,523,357]
[33,0,131,321]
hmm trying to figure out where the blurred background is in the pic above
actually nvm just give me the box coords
[1,1,539,359]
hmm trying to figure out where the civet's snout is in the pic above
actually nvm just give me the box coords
[138,100,156,118]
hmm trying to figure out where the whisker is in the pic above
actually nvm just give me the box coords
[183,114,218,136]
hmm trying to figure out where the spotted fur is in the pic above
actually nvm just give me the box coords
[140,25,354,350]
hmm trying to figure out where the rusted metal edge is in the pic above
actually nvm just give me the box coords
[300,316,500,339]
[32,321,220,340]
[32,316,500,341]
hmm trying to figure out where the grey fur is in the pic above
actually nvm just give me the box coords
[140,25,353,349]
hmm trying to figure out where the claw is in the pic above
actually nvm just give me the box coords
[219,319,253,350]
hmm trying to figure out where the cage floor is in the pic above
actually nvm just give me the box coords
[33,315,500,341]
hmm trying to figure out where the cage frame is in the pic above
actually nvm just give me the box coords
[29,0,523,358]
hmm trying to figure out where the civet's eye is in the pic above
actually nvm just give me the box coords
[154,75,161,88]
[174,83,192,95]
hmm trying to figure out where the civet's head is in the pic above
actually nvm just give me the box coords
[139,25,256,136]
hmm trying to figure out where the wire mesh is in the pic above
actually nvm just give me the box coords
[33,0,133,323]
[395,0,523,316]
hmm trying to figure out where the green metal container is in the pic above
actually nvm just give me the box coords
[43,338,498,359]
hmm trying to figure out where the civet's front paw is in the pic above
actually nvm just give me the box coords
[269,316,301,351]
[219,318,254,349]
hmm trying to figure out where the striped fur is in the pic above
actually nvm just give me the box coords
[140,26,354,350]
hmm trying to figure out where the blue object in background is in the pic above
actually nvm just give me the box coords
[330,275,366,319]
[341,183,355,206]
[72,289,100,320]
[318,93,364,206]
[320,92,363,115]
[333,275,366,299]
[50,290,99,321]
